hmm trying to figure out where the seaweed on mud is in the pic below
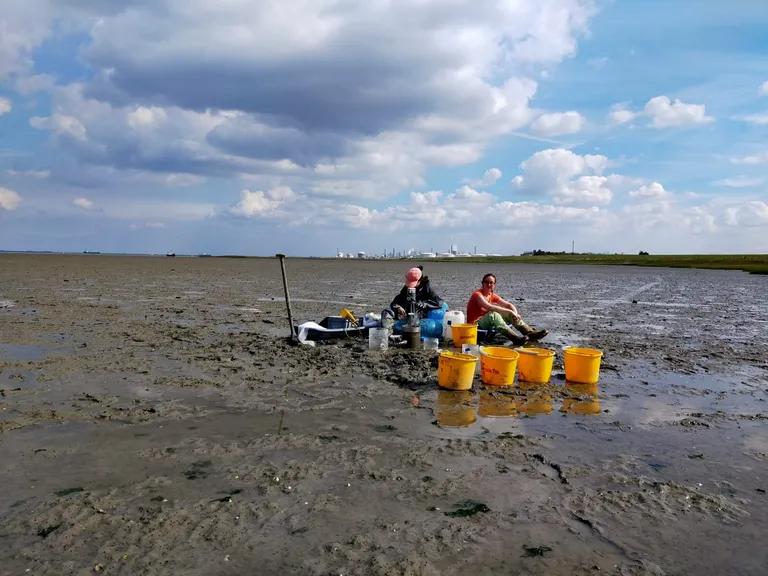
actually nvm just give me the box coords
[522,544,553,557]
[54,487,84,497]
[445,500,491,517]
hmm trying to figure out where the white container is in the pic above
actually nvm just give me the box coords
[442,310,465,341]
[423,337,439,351]
[368,327,389,351]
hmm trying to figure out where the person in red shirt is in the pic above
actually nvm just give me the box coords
[466,273,547,345]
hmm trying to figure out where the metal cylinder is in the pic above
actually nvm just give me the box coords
[403,326,421,349]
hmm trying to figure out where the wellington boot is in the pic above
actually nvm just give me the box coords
[525,328,548,341]
[513,320,548,342]
[507,333,528,346]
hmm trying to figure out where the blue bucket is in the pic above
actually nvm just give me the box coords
[420,318,442,338]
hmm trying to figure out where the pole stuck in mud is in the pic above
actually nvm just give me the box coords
[275,253,298,343]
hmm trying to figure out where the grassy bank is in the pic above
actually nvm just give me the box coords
[430,254,768,274]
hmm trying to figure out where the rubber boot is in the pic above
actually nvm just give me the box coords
[507,332,528,346]
[514,320,548,341]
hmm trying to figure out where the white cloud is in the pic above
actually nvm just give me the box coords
[0,187,22,210]
[6,168,49,179]
[608,103,637,125]
[0,0,54,80]
[725,201,768,227]
[740,113,768,126]
[127,106,168,130]
[760,81,768,96]
[511,148,613,205]
[0,97,11,115]
[731,152,768,165]
[530,111,585,136]
[712,176,763,188]
[644,95,714,129]
[30,112,87,140]
[129,222,166,230]
[72,197,95,210]
[230,186,297,217]
[465,168,502,188]
[629,182,668,199]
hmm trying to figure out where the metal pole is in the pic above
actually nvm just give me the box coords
[275,254,298,343]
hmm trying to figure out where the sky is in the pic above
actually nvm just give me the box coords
[1,0,767,256]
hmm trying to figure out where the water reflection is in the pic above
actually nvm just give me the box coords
[436,390,477,427]
[560,382,601,415]
[478,389,517,418]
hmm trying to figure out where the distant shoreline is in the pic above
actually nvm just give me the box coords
[1,251,766,274]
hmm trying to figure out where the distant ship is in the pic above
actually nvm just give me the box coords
[166,252,176,257]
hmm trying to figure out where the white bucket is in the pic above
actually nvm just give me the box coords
[442,310,465,341]
[368,327,389,351]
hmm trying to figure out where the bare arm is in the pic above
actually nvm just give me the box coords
[474,293,520,320]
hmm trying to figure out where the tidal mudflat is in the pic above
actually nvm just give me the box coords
[1,254,766,575]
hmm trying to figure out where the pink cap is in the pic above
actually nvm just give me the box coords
[405,267,422,288]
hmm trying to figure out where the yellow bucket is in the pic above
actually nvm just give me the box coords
[450,323,478,347]
[437,351,478,390]
[479,346,519,386]
[517,347,555,384]
[563,347,603,384]
[436,390,477,427]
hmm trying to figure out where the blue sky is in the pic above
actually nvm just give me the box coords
[1,0,767,256]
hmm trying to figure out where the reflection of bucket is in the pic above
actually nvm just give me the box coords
[450,323,478,346]
[517,393,553,415]
[517,347,555,383]
[561,397,601,415]
[368,327,389,351]
[437,351,477,390]
[437,390,477,427]
[478,389,517,417]
[561,382,600,415]
[563,347,603,384]
[479,346,519,386]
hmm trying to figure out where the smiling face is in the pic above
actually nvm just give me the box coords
[481,274,496,295]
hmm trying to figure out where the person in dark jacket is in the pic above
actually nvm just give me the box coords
[387,266,444,320]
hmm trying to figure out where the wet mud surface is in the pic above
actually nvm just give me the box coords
[0,254,766,575]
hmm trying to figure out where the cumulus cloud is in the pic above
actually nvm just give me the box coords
[0,187,22,210]
[30,112,87,140]
[608,103,637,125]
[760,81,768,96]
[530,111,585,136]
[230,186,297,217]
[72,197,95,210]
[0,97,11,115]
[511,148,613,205]
[465,168,502,188]
[17,1,598,202]
[725,201,768,227]
[644,96,713,129]
[0,0,54,80]
[628,182,668,199]
[608,96,713,129]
